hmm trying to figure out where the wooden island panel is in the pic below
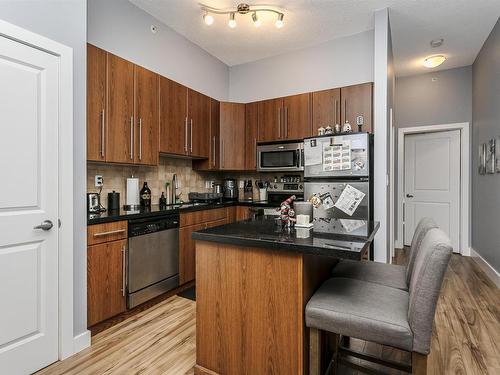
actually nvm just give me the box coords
[195,241,338,375]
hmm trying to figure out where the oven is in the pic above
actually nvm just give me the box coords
[257,141,304,172]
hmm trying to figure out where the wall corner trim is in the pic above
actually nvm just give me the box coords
[69,330,91,359]
[470,248,500,288]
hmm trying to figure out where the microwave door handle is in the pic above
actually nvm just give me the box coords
[297,149,301,168]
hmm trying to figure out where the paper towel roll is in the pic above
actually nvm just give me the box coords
[126,177,139,207]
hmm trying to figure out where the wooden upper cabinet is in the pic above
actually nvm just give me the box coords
[312,88,341,134]
[87,44,107,162]
[160,77,188,155]
[283,93,311,140]
[340,82,373,133]
[220,102,246,170]
[134,66,159,165]
[258,98,282,142]
[194,98,220,170]
[188,89,210,158]
[245,102,259,170]
[107,53,135,164]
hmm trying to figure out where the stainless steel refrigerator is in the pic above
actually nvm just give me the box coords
[304,132,374,256]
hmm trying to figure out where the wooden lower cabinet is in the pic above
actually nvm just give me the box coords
[87,239,127,327]
[236,206,253,221]
[179,223,205,285]
[179,208,230,284]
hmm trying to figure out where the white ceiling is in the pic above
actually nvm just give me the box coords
[130,0,500,76]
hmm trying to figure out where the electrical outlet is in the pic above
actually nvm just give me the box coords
[95,175,103,187]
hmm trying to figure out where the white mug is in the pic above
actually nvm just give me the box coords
[296,214,310,225]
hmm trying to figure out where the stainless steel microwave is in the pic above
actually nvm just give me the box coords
[257,141,304,172]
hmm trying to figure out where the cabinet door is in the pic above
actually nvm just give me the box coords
[236,206,253,221]
[340,83,373,133]
[159,77,188,155]
[188,89,210,158]
[210,99,220,169]
[245,102,259,170]
[87,44,107,162]
[179,223,205,284]
[312,88,341,134]
[87,239,126,327]
[107,53,135,163]
[258,98,283,142]
[135,66,159,165]
[283,93,311,140]
[220,102,246,170]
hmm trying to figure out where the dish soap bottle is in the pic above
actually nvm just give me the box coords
[140,182,151,207]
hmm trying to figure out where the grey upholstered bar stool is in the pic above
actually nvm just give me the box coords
[331,217,438,290]
[306,227,452,375]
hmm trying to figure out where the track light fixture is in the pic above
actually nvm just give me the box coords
[200,3,285,29]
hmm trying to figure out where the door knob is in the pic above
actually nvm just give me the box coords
[406,194,414,198]
[34,220,54,231]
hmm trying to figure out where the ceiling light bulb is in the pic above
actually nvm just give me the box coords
[423,55,446,68]
[252,12,261,27]
[228,13,236,28]
[203,13,214,26]
[275,13,284,28]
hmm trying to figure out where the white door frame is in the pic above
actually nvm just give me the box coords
[396,122,470,256]
[0,20,77,359]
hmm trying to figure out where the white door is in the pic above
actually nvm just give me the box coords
[404,130,460,252]
[0,33,59,374]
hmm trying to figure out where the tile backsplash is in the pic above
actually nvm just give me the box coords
[87,157,275,209]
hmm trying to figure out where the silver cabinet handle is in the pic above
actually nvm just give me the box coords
[254,138,257,169]
[334,100,338,124]
[93,229,126,237]
[213,136,216,167]
[278,107,281,139]
[138,118,142,161]
[184,117,188,152]
[33,220,53,231]
[121,245,126,297]
[285,106,288,138]
[221,139,225,168]
[190,118,193,153]
[100,109,105,158]
[344,99,347,123]
[130,116,134,160]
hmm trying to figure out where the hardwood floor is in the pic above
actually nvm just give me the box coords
[38,250,499,375]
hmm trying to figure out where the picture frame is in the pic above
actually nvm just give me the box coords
[496,136,500,173]
[479,143,486,175]
[486,138,496,174]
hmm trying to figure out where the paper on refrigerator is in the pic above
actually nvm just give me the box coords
[323,140,351,171]
[334,184,365,216]
[304,139,322,166]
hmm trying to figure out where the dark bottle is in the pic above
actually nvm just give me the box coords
[159,192,167,207]
[140,182,152,207]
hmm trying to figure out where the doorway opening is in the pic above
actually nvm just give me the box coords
[396,123,470,255]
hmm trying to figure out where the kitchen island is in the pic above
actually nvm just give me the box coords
[193,216,379,375]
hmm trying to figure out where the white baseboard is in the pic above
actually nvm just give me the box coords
[470,248,500,288]
[71,330,91,357]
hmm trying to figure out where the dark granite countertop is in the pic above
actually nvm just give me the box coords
[87,200,276,225]
[192,216,379,260]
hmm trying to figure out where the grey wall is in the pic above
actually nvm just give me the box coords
[228,30,374,103]
[472,18,500,273]
[0,0,88,335]
[88,0,229,101]
[394,66,472,244]
[396,66,472,128]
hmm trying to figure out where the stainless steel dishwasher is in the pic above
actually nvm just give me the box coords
[127,213,179,308]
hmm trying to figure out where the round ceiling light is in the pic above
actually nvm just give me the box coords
[275,13,284,28]
[203,12,214,26]
[423,55,446,68]
[228,13,237,28]
[252,12,262,27]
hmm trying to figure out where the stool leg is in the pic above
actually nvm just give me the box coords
[309,328,322,375]
[412,352,428,375]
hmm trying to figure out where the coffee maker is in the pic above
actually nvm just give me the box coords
[87,192,105,213]
[223,179,238,201]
